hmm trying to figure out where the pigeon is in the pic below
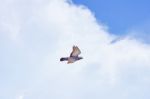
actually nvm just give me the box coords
[60,46,83,64]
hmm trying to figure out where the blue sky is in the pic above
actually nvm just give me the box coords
[73,0,150,36]
[0,0,150,99]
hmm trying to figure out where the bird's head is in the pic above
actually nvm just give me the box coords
[78,57,83,60]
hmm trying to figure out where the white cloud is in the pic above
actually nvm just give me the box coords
[16,95,24,99]
[0,0,150,99]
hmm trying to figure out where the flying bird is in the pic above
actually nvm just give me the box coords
[60,46,83,64]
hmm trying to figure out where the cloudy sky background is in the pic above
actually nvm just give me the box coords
[0,0,150,99]
[74,0,150,38]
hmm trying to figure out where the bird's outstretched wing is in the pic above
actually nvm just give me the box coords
[70,46,81,57]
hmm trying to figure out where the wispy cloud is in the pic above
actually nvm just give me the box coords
[16,94,24,99]
[0,0,150,99]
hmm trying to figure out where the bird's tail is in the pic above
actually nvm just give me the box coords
[60,57,68,61]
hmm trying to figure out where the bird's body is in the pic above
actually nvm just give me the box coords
[60,46,83,64]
